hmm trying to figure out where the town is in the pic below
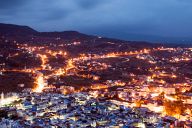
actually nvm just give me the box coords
[0,33,191,127]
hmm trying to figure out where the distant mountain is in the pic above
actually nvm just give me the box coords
[0,23,97,40]
[0,23,142,44]
[0,23,37,36]
[0,23,191,46]
[38,31,96,40]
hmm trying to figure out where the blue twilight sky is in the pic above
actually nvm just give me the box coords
[0,0,192,41]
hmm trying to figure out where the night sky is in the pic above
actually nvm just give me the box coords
[0,0,192,41]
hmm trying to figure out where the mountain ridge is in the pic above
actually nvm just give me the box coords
[0,23,37,35]
[0,23,191,46]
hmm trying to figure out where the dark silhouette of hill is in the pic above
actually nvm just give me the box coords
[38,31,96,40]
[0,23,192,46]
[0,23,37,36]
[2,23,190,47]
[0,23,157,46]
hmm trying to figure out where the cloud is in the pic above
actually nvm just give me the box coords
[75,0,107,9]
[0,0,26,9]
[0,0,192,38]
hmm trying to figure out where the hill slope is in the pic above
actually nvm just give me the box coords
[0,23,37,36]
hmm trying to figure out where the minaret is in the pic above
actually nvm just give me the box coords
[1,92,4,101]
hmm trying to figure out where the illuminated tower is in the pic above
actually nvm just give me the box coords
[1,92,4,101]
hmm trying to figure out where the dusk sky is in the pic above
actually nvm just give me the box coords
[0,0,192,40]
